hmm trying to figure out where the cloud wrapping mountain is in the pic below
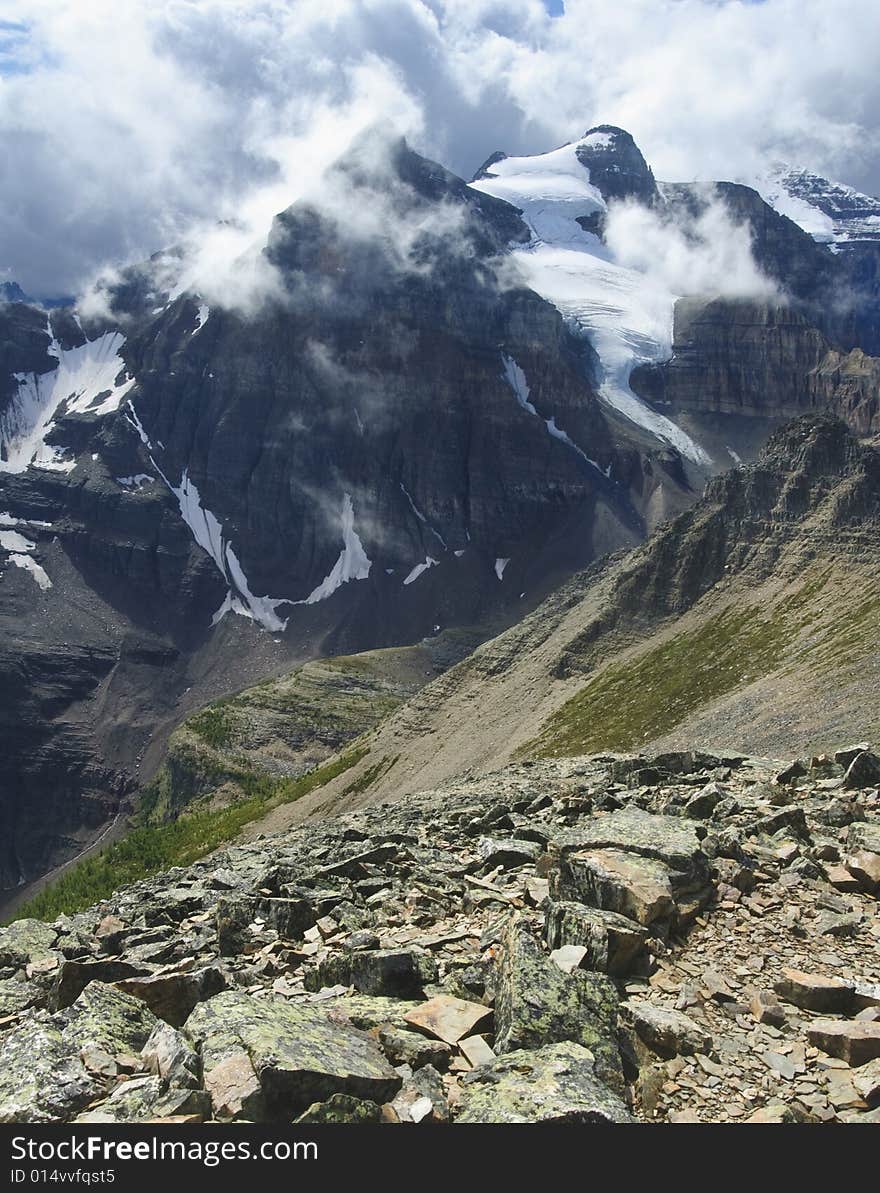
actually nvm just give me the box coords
[1,0,879,297]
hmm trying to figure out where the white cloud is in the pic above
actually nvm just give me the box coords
[1,0,877,296]
[603,194,780,302]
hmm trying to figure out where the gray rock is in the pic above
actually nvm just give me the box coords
[843,751,880,790]
[186,990,401,1119]
[544,900,648,975]
[141,1021,200,1088]
[456,1042,633,1123]
[624,999,713,1058]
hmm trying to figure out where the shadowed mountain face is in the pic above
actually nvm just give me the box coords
[0,125,878,899]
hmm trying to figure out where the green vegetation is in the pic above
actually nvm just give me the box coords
[13,747,368,923]
[187,704,234,749]
[341,754,399,798]
[528,573,839,759]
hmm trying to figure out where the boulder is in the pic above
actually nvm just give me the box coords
[186,990,401,1119]
[843,751,880,790]
[391,1064,450,1124]
[0,920,58,969]
[476,837,541,871]
[774,968,854,1014]
[60,982,159,1056]
[494,915,622,1091]
[846,849,880,893]
[455,1042,633,1123]
[141,1021,200,1088]
[623,1000,713,1058]
[52,958,153,1010]
[0,1013,100,1123]
[806,1020,880,1067]
[552,848,675,928]
[115,965,228,1026]
[349,949,437,998]
[544,900,648,975]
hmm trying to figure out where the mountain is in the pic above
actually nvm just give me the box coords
[0,282,32,305]
[250,414,880,833]
[2,123,880,904]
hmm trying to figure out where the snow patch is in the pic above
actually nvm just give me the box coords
[400,482,447,549]
[191,304,210,336]
[501,354,602,471]
[125,410,291,632]
[9,554,52,590]
[299,493,372,604]
[403,556,438,585]
[1,326,135,474]
[0,527,52,589]
[495,557,510,580]
[726,446,743,466]
[115,474,153,489]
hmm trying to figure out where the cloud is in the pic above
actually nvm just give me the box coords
[603,193,780,302]
[1,1,878,296]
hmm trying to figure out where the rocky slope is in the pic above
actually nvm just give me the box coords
[1,743,877,1124]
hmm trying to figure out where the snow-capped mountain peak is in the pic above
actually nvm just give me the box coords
[753,163,880,247]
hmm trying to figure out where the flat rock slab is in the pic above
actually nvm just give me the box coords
[455,1041,633,1124]
[807,1020,880,1067]
[404,994,493,1045]
[553,849,675,928]
[186,990,401,1119]
[550,808,706,878]
[775,968,854,1014]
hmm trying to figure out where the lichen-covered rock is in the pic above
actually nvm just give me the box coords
[455,1042,633,1123]
[0,919,58,969]
[0,1014,101,1123]
[544,901,648,975]
[59,982,160,1056]
[494,915,622,1091]
[294,1094,382,1123]
[186,990,401,1119]
[0,976,42,1017]
[550,808,708,882]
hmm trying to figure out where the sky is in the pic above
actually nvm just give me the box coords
[0,0,878,297]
